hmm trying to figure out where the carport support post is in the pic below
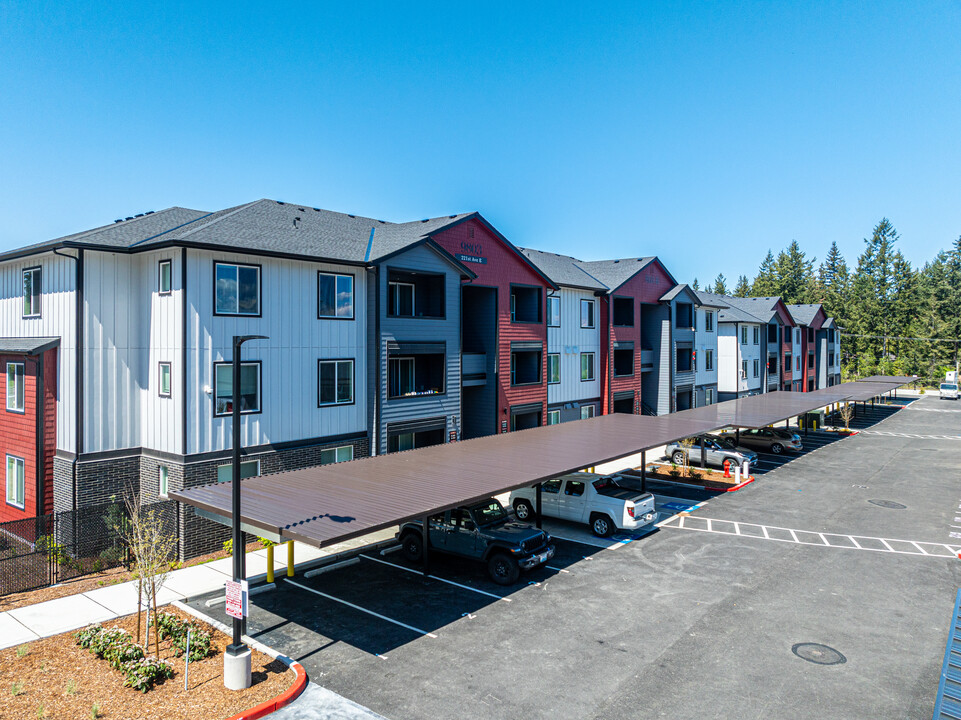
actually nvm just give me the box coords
[699,438,706,468]
[266,545,274,584]
[421,516,430,577]
[641,451,647,493]
[287,541,294,577]
[535,483,543,529]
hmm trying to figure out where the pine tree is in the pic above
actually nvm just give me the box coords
[773,240,815,304]
[816,241,850,333]
[751,251,778,296]
[712,273,728,295]
[733,275,750,298]
[692,278,699,291]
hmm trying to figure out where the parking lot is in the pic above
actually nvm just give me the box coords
[188,392,960,720]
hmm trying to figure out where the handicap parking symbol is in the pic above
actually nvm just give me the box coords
[662,501,695,512]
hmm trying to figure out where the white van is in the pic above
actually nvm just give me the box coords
[941,382,959,400]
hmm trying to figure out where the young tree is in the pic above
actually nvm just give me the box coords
[733,275,750,298]
[712,273,728,295]
[692,277,699,291]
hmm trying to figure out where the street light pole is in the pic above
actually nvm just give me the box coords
[225,334,267,691]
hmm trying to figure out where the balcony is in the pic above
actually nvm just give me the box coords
[462,352,487,387]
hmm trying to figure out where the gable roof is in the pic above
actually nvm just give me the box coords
[785,303,826,328]
[721,296,788,324]
[0,337,60,355]
[693,291,731,309]
[576,257,671,293]
[517,248,607,291]
[659,283,701,304]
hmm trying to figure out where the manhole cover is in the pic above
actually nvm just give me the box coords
[792,643,846,665]
[868,499,907,509]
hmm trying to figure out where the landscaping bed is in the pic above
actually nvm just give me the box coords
[0,605,293,720]
[631,464,745,489]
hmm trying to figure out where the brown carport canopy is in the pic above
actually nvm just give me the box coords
[172,413,723,549]
[857,375,918,384]
[172,376,914,552]
[833,381,904,402]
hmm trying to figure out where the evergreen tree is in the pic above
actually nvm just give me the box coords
[733,275,750,297]
[774,240,815,304]
[751,251,778,296]
[692,278,699,291]
[713,273,728,295]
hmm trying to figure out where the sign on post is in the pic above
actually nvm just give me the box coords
[225,579,248,620]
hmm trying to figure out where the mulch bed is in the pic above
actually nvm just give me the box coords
[0,542,262,613]
[639,465,742,489]
[0,605,293,720]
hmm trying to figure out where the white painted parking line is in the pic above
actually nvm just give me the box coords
[545,566,570,573]
[284,578,438,638]
[857,430,961,440]
[358,554,512,602]
[659,515,961,559]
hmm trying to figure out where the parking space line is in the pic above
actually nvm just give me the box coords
[284,578,439,638]
[358,554,512,602]
[911,542,929,555]
[880,539,895,552]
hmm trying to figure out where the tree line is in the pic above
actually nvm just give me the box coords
[692,219,961,385]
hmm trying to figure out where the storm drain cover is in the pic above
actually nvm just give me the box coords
[868,499,907,509]
[792,643,846,665]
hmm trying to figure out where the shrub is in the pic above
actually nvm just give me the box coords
[688,468,703,481]
[122,656,173,693]
[259,536,275,548]
[668,466,681,479]
[150,611,214,661]
[223,539,233,556]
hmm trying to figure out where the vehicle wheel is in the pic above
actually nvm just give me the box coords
[590,513,615,538]
[671,451,686,465]
[401,532,423,562]
[513,499,535,521]
[770,443,783,454]
[487,553,520,586]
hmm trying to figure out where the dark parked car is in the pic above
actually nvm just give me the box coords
[397,498,555,585]
[719,427,802,454]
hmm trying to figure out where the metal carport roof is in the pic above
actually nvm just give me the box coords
[857,375,918,384]
[668,389,853,430]
[830,381,904,402]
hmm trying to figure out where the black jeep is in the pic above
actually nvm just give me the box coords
[396,498,555,585]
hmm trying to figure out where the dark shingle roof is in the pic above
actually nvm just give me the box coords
[693,291,730,309]
[0,337,60,354]
[721,295,783,323]
[575,257,659,292]
[659,283,700,303]
[785,303,823,327]
[517,248,607,290]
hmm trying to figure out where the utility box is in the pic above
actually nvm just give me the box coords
[800,411,824,429]
[947,371,958,384]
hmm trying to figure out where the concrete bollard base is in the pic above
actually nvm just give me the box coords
[224,648,252,690]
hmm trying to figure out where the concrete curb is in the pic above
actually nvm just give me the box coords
[241,538,399,589]
[173,600,308,720]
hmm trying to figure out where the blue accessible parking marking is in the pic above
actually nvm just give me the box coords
[662,501,697,512]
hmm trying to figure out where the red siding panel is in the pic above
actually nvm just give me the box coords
[0,354,38,522]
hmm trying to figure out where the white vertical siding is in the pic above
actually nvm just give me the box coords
[717,324,738,394]
[694,307,718,388]
[186,250,367,455]
[742,324,762,392]
[0,251,78,452]
[547,288,600,404]
[792,327,803,382]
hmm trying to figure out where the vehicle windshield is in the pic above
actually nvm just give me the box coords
[942,384,958,391]
[470,500,509,526]
[592,476,623,491]
[715,437,737,449]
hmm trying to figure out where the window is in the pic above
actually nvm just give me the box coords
[217,459,260,484]
[808,327,815,343]
[705,388,714,405]
[389,429,444,452]
[768,324,778,343]
[675,303,693,329]
[214,362,261,416]
[215,262,260,315]
[796,356,801,371]
[6,455,25,509]
[784,354,792,374]
[158,260,172,295]
[676,347,692,373]
[564,481,585,497]
[580,352,595,381]
[580,404,595,420]
[22,267,41,318]
[510,351,541,386]
[753,327,760,345]
[388,281,414,317]
[753,359,759,377]
[320,445,353,465]
[705,349,714,371]
[547,353,560,384]
[158,362,171,397]
[808,354,815,369]
[547,410,561,425]
[6,363,25,413]
[318,272,354,319]
[319,359,355,405]
[795,328,801,344]
[159,465,169,498]
[510,286,542,323]
[741,326,748,344]
[613,297,634,326]
[543,478,561,494]
[705,311,714,332]
[580,299,595,328]
[741,360,748,378]
[387,271,445,318]
[613,347,634,377]
[829,352,836,366]
[547,296,560,327]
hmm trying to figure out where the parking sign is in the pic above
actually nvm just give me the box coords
[225,579,248,619]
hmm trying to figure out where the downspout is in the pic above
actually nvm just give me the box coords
[53,247,82,512]
[668,303,674,413]
[371,264,381,455]
[181,248,188,457]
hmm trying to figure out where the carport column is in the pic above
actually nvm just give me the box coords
[699,438,706,468]
[287,541,294,577]
[641,451,647,493]
[422,516,430,577]
[266,544,274,584]
[535,483,543,529]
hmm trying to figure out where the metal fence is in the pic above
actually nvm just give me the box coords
[0,500,178,596]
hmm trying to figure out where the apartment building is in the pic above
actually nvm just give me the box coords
[785,304,827,391]
[694,299,724,406]
[699,292,765,400]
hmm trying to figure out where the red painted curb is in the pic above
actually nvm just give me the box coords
[226,660,308,720]
[723,476,756,492]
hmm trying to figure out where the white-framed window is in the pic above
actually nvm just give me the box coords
[158,260,172,295]
[6,362,25,413]
[580,405,595,420]
[705,349,714,371]
[159,465,169,498]
[217,459,261,484]
[795,328,801,344]
[705,311,714,332]
[796,356,801,371]
[547,410,561,425]
[5,454,25,509]
[320,445,353,465]
[741,360,748,378]
[388,356,415,397]
[318,359,354,405]
[547,296,560,327]
[753,359,759,377]
[547,354,560,384]
[214,361,261,416]
[215,262,260,316]
[705,388,714,405]
[741,326,748,345]
[580,299,595,329]
[318,272,354,319]
[23,267,41,318]
[387,280,414,317]
[158,362,171,397]
[753,327,760,345]
[580,352,595,381]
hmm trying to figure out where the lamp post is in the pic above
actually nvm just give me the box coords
[224,334,267,691]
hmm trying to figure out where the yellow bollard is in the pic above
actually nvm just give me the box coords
[287,541,294,577]
[266,544,274,584]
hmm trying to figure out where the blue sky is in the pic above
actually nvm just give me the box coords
[1,1,959,283]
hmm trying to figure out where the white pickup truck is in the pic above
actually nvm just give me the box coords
[508,472,657,537]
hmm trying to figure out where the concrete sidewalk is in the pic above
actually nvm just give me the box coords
[0,528,397,650]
